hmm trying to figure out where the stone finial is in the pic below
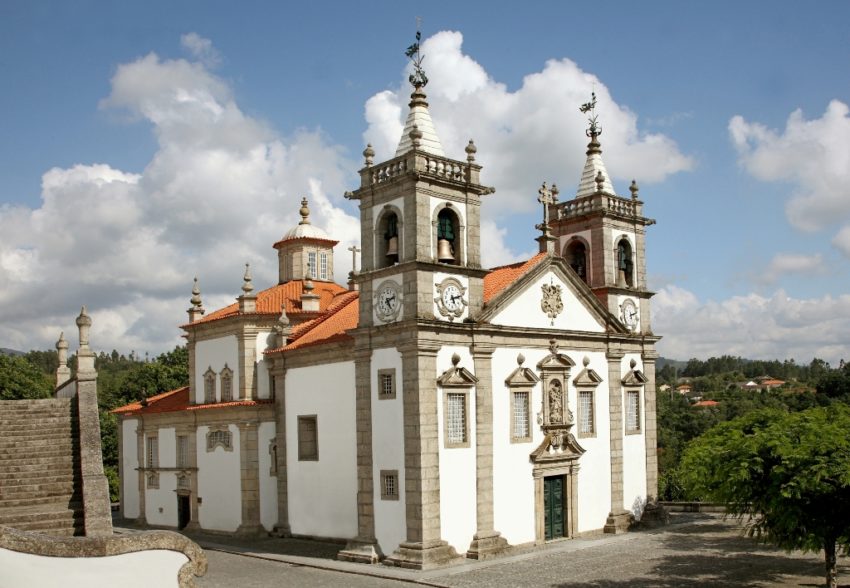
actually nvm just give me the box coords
[304,271,315,292]
[363,144,375,167]
[451,353,461,367]
[56,331,68,360]
[551,183,560,201]
[298,197,311,225]
[630,179,639,200]
[630,358,637,369]
[300,270,320,312]
[465,139,477,162]
[242,263,254,295]
[583,356,590,367]
[278,302,290,327]
[76,306,92,350]
[409,124,423,148]
[549,339,559,355]
[517,353,525,366]
[595,171,605,193]
[190,277,203,308]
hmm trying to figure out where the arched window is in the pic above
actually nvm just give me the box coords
[220,365,233,402]
[204,367,216,403]
[565,239,588,282]
[376,210,401,268]
[616,238,634,288]
[436,208,461,265]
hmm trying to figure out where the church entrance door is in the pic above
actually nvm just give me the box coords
[177,494,190,530]
[543,475,565,540]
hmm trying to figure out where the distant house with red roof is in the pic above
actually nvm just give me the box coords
[112,62,662,566]
[692,400,719,408]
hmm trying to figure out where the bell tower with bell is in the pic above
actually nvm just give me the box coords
[346,30,493,328]
[548,93,656,334]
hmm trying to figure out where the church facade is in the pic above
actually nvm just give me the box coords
[114,54,660,568]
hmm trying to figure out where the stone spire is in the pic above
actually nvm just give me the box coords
[76,306,96,374]
[394,30,445,158]
[238,263,257,313]
[55,331,71,387]
[576,92,615,198]
[187,276,205,323]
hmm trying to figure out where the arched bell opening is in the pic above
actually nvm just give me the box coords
[376,209,402,268]
[615,237,634,288]
[435,207,462,265]
[564,238,589,283]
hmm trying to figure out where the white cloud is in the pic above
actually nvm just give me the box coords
[180,33,221,68]
[730,100,850,257]
[757,253,826,285]
[832,225,850,258]
[654,286,850,365]
[0,46,359,354]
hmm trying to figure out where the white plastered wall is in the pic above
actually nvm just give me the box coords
[258,421,278,531]
[255,331,274,399]
[121,418,140,519]
[436,345,476,554]
[370,347,406,554]
[286,361,358,539]
[432,272,470,322]
[145,428,177,527]
[489,270,605,333]
[196,424,241,532]
[194,336,238,403]
[621,353,648,518]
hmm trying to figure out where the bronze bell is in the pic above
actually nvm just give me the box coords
[385,236,399,259]
[437,238,455,263]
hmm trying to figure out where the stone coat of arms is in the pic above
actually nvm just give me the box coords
[540,282,564,324]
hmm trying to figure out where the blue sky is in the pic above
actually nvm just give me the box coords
[1,1,849,364]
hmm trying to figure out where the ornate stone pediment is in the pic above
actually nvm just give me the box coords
[573,356,603,387]
[437,353,479,388]
[621,358,648,386]
[529,429,585,464]
[536,339,576,370]
[505,353,540,387]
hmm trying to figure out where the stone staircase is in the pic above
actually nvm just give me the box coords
[0,398,84,536]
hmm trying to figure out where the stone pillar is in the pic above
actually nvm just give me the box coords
[604,349,630,533]
[338,348,381,563]
[466,346,508,559]
[270,364,291,537]
[136,422,147,525]
[385,341,461,569]
[235,422,263,535]
[185,424,201,531]
[641,353,659,499]
[75,308,113,537]
[187,332,197,404]
[237,331,257,401]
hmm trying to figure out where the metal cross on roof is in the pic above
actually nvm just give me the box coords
[405,22,428,88]
[348,244,361,274]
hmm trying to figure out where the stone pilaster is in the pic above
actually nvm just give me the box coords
[466,346,508,560]
[187,332,197,404]
[641,354,659,498]
[338,348,381,563]
[604,349,630,533]
[235,422,263,536]
[384,341,461,569]
[270,364,291,537]
[136,422,147,525]
[184,425,201,531]
[76,360,113,536]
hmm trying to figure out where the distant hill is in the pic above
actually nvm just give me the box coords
[658,357,687,371]
[0,348,24,357]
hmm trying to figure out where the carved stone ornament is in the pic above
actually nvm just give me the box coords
[434,277,468,321]
[540,281,564,325]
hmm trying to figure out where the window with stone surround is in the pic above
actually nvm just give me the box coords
[511,390,531,442]
[319,252,328,280]
[378,368,396,400]
[146,435,159,469]
[380,470,399,501]
[578,390,595,437]
[206,428,233,452]
[626,390,641,433]
[444,391,469,448]
[176,435,189,468]
[307,251,317,279]
[204,367,216,403]
[297,415,318,461]
[220,365,233,402]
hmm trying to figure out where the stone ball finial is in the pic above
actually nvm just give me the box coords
[409,124,423,148]
[465,139,477,162]
[56,331,68,351]
[304,271,315,292]
[190,276,203,308]
[549,339,559,354]
[583,356,590,367]
[278,302,290,326]
[299,197,311,225]
[517,352,525,366]
[630,179,639,200]
[451,352,461,367]
[76,306,91,348]
[630,358,637,369]
[595,171,605,192]
[551,183,560,201]
[363,144,375,166]
[242,263,254,294]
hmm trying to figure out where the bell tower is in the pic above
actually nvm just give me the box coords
[548,93,656,334]
[347,32,493,329]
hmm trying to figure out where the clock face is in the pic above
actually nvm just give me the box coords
[434,277,468,321]
[442,284,463,311]
[375,280,402,321]
[621,299,639,331]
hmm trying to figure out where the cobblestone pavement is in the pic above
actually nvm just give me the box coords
[169,514,848,587]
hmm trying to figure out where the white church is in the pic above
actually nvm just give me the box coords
[114,40,661,568]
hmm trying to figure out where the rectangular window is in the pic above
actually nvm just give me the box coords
[380,470,399,501]
[307,252,317,279]
[626,390,641,433]
[298,415,319,461]
[204,370,216,403]
[146,436,159,469]
[320,252,328,280]
[579,390,595,436]
[378,368,396,399]
[176,435,189,468]
[220,369,233,402]
[445,392,468,447]
[511,390,530,442]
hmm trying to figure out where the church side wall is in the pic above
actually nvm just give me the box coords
[437,346,477,555]
[194,336,239,403]
[286,361,358,539]
[145,427,177,527]
[257,421,278,531]
[121,418,140,519]
[255,331,274,399]
[370,347,406,556]
[621,354,648,517]
[196,424,241,532]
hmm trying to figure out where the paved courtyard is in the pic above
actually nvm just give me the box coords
[182,514,847,587]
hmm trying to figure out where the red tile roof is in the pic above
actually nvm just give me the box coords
[267,291,360,353]
[185,280,349,327]
[483,253,547,303]
[111,386,273,417]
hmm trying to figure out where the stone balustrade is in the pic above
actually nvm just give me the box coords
[362,151,479,187]
[556,193,641,220]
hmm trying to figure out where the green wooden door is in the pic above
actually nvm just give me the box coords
[544,476,565,540]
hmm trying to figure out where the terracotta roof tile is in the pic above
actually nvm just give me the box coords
[186,280,349,327]
[267,291,360,353]
[111,386,273,416]
[483,253,547,303]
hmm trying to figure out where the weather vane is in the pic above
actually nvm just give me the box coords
[405,18,428,88]
[579,91,600,137]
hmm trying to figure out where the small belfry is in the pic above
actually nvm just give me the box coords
[273,197,338,283]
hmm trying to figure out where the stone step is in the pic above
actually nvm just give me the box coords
[0,480,77,499]
[0,399,73,410]
[0,437,77,450]
[0,502,83,526]
[4,518,84,536]
[0,427,74,438]
[0,450,80,465]
[0,470,76,485]
[0,494,82,509]
[0,462,76,475]
[1,416,74,426]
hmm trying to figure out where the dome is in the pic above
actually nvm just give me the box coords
[279,197,331,242]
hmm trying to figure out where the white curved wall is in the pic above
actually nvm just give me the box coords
[121,418,140,519]
[196,424,241,532]
[258,421,278,531]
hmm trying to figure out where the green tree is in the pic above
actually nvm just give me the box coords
[0,354,53,399]
[680,406,850,588]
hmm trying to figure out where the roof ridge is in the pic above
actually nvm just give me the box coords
[287,290,359,343]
